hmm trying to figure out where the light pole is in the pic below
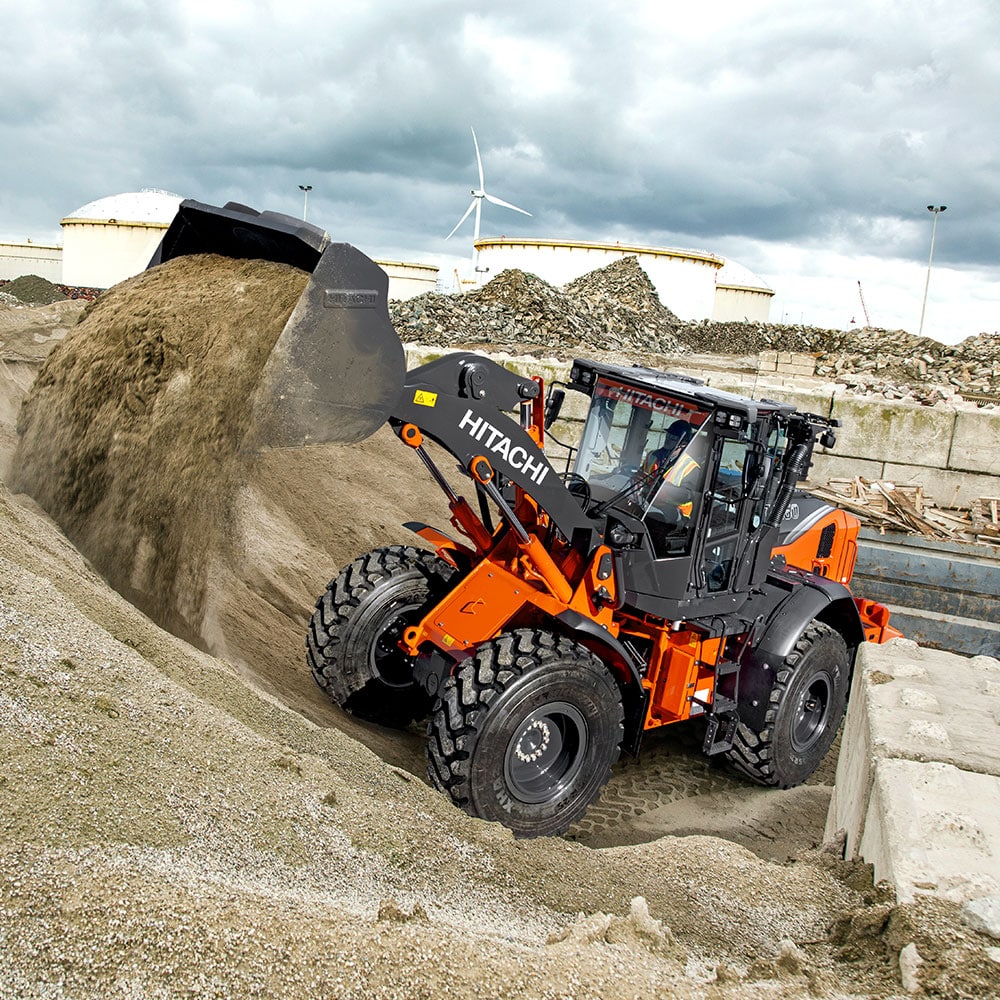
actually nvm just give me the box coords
[917,204,946,338]
[298,184,312,221]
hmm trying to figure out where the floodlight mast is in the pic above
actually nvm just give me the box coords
[917,205,946,338]
[298,184,313,221]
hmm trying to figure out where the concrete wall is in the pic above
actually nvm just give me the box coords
[692,359,999,508]
[404,346,1000,509]
[0,241,62,283]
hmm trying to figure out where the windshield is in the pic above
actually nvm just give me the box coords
[574,378,710,504]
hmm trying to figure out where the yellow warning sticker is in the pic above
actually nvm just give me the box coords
[413,390,438,407]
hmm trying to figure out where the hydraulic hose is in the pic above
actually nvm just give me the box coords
[765,443,810,528]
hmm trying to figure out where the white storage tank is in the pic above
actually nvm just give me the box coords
[377,259,440,300]
[712,259,774,322]
[0,241,62,283]
[61,190,182,288]
[473,237,723,320]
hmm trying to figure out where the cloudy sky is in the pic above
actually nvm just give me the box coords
[1,0,996,343]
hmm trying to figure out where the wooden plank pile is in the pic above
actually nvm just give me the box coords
[811,477,1000,548]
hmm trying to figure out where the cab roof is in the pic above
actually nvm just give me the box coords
[568,358,798,422]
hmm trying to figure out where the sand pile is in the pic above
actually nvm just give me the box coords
[11,255,306,642]
[9,256,451,708]
[0,477,950,1000]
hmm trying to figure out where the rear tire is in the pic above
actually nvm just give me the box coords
[427,629,624,837]
[726,621,849,788]
[307,545,454,728]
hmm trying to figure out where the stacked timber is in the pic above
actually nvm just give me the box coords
[813,478,1000,548]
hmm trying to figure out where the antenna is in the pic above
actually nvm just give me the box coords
[446,127,532,275]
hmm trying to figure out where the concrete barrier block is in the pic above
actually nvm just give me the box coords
[881,462,1000,509]
[827,640,1000,906]
[830,396,955,465]
[861,642,1000,775]
[824,655,876,855]
[859,758,1000,904]
[950,410,1000,476]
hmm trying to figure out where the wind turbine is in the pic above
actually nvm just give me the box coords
[446,127,531,275]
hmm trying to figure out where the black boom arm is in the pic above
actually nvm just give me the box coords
[391,353,598,547]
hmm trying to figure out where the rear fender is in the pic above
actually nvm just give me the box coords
[737,573,864,731]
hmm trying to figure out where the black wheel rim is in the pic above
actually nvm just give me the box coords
[790,673,832,752]
[369,598,421,689]
[503,702,588,805]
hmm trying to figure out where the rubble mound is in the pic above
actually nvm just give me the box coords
[390,256,683,356]
[390,258,1000,403]
[1,274,67,305]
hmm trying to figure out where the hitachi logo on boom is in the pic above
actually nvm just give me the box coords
[458,409,550,486]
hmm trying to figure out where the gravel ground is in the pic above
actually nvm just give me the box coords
[1,480,911,999]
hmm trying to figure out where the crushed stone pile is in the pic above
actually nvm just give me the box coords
[390,256,684,357]
[0,273,67,305]
[390,257,1000,405]
[682,319,1000,403]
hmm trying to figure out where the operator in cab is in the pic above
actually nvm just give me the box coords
[643,418,702,517]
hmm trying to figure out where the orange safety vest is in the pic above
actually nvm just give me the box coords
[662,455,700,517]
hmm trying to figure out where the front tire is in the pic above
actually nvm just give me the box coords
[427,629,624,837]
[307,545,454,728]
[726,621,849,788]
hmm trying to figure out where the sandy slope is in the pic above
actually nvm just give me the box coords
[0,480,902,999]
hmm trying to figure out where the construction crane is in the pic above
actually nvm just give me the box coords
[857,281,872,328]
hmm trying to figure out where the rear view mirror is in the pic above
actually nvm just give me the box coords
[544,387,566,430]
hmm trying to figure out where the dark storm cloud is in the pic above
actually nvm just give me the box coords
[1,0,997,290]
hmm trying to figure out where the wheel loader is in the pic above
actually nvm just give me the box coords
[150,200,901,838]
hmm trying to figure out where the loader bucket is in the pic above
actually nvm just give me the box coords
[149,199,406,447]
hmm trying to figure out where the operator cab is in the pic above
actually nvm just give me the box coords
[563,360,795,618]
[573,380,712,559]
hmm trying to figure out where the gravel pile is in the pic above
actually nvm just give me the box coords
[0,274,67,305]
[390,257,684,357]
[391,258,1000,405]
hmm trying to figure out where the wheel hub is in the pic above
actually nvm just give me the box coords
[513,719,552,764]
[791,675,831,753]
[504,703,588,805]
[369,599,421,689]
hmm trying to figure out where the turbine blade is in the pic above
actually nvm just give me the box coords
[446,199,477,240]
[484,192,532,217]
[471,126,485,191]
